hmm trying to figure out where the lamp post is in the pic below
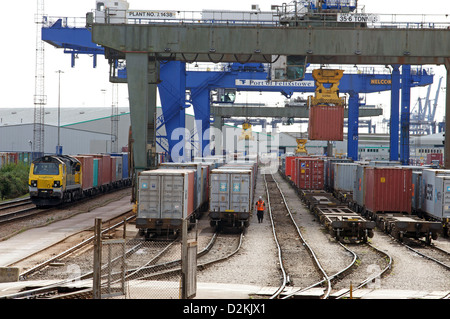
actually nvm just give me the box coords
[56,70,64,155]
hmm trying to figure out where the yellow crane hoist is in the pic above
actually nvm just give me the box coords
[239,121,254,140]
[307,69,346,107]
[295,139,308,154]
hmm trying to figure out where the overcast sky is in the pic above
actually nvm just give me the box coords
[0,0,448,132]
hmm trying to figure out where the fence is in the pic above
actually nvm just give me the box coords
[93,218,197,299]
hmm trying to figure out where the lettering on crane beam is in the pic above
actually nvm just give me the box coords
[370,79,392,85]
[235,79,315,87]
[337,13,380,23]
[128,10,178,19]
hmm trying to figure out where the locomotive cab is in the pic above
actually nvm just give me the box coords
[29,155,82,206]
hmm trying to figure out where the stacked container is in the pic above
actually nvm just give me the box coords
[364,167,412,214]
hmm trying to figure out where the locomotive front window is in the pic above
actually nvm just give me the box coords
[33,163,60,175]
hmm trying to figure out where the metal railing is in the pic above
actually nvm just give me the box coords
[91,9,450,29]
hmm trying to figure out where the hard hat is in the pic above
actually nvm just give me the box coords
[259,196,262,200]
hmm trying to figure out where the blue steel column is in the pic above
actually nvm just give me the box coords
[159,61,187,162]
[400,65,411,165]
[390,65,400,161]
[347,92,359,160]
[191,88,211,157]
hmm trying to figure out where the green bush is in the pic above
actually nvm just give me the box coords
[0,163,30,200]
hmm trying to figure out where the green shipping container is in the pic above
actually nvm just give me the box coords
[93,158,99,187]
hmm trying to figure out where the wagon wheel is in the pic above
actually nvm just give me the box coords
[362,230,368,243]
[398,231,404,242]
[425,232,432,245]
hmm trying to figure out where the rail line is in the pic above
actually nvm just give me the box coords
[400,239,450,272]
[265,173,396,299]
[263,173,332,299]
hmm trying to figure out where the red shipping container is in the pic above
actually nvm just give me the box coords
[308,105,344,141]
[75,155,94,190]
[426,153,443,165]
[296,157,324,190]
[285,156,297,179]
[110,157,117,182]
[364,167,412,214]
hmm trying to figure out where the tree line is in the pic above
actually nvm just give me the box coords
[0,163,29,201]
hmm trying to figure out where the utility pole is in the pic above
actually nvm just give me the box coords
[56,70,64,155]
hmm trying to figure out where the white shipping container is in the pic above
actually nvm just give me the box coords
[138,169,195,221]
[160,162,202,210]
[209,169,253,213]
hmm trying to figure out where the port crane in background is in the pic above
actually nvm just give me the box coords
[410,77,444,135]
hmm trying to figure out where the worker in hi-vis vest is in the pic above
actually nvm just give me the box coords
[255,196,265,223]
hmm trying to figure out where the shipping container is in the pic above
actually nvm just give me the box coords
[160,162,203,210]
[111,152,129,179]
[209,168,253,214]
[110,156,117,183]
[324,158,352,190]
[87,154,112,186]
[411,170,423,212]
[295,157,324,190]
[110,155,123,182]
[333,163,358,192]
[74,155,94,190]
[364,167,412,214]
[426,153,443,166]
[137,168,195,222]
[93,158,99,187]
[369,160,401,167]
[421,169,450,220]
[308,105,344,141]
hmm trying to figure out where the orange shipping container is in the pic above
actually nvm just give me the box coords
[308,105,344,141]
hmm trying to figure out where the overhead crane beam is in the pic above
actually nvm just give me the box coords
[91,24,450,66]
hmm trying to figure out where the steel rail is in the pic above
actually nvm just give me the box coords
[263,173,287,299]
[264,173,332,299]
[16,214,135,279]
[402,243,450,271]
[281,241,358,299]
[334,242,393,299]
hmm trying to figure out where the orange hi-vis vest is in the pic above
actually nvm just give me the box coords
[256,200,265,211]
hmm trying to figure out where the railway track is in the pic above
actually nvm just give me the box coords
[263,173,334,299]
[399,238,450,272]
[3,217,244,299]
[264,173,396,299]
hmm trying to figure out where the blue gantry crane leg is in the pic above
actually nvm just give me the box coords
[390,65,401,162]
[401,65,412,165]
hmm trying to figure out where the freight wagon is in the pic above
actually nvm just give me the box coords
[279,155,375,243]
[349,165,442,244]
[29,153,131,207]
[208,162,256,231]
[299,190,375,242]
[136,168,200,238]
